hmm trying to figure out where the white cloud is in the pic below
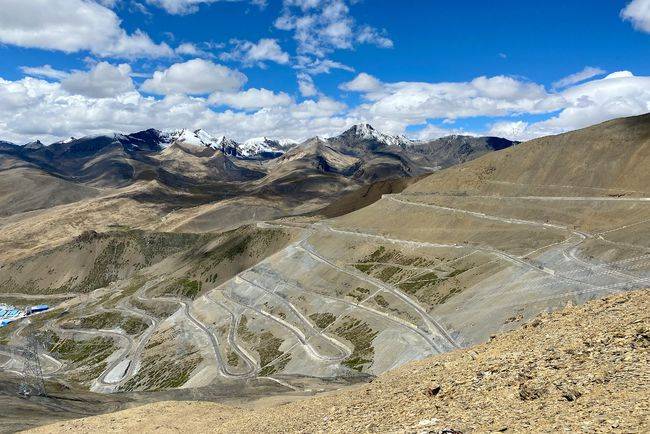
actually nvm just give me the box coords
[552,66,606,89]
[209,88,293,110]
[356,25,393,48]
[175,42,211,57]
[221,39,290,66]
[0,0,173,58]
[345,74,560,127]
[340,72,382,92]
[61,62,134,98]
[4,58,650,146]
[147,0,262,14]
[487,121,529,140]
[512,71,650,139]
[621,0,650,33]
[0,75,353,144]
[297,57,354,74]
[20,65,69,80]
[413,123,478,141]
[275,0,392,58]
[297,73,318,97]
[140,59,247,95]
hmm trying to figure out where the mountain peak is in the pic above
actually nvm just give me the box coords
[339,123,411,147]
[344,123,376,137]
[23,140,45,150]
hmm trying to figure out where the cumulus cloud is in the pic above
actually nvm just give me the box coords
[61,62,134,98]
[221,39,290,66]
[0,74,352,144]
[339,72,382,92]
[512,71,650,139]
[487,121,529,140]
[175,42,212,57]
[552,66,606,89]
[621,0,650,33]
[209,88,293,110]
[140,59,247,95]
[0,0,173,58]
[3,60,650,146]
[343,73,560,127]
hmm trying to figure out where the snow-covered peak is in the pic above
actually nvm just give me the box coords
[339,123,413,147]
[161,129,223,149]
[238,137,284,158]
[58,137,76,144]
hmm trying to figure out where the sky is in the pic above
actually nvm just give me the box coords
[1,0,650,143]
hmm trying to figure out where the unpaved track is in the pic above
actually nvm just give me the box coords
[205,296,258,376]
[236,275,351,361]
[302,242,459,351]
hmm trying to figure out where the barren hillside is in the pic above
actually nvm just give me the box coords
[26,289,650,433]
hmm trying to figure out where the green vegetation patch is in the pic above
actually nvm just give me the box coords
[236,315,256,343]
[227,351,240,367]
[255,331,284,367]
[334,317,379,372]
[447,268,469,278]
[309,312,337,329]
[353,263,373,273]
[259,353,291,377]
[61,311,148,335]
[162,278,202,299]
[51,336,115,366]
[122,327,203,391]
[374,294,389,308]
[398,271,440,295]
[362,246,434,267]
[377,265,402,283]
[437,286,463,304]
[348,286,371,302]
[200,228,283,265]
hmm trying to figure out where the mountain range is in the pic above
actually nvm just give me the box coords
[1,114,648,433]
[0,123,516,224]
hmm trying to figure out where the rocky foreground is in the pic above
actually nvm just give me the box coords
[27,290,649,433]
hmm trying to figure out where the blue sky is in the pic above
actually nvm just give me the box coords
[1,0,650,143]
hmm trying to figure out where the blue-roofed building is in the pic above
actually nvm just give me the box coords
[27,305,49,315]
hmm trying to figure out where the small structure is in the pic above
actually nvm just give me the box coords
[26,305,49,315]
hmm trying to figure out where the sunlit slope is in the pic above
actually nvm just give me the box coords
[28,290,650,434]
[407,113,650,196]
[324,113,650,346]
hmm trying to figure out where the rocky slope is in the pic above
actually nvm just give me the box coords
[27,289,650,433]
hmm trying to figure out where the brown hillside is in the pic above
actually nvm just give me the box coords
[408,113,650,196]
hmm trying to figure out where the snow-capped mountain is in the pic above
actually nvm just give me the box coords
[239,137,298,158]
[336,123,413,147]
[161,129,224,149]
[159,129,298,159]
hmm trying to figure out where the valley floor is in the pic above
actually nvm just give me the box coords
[25,289,650,433]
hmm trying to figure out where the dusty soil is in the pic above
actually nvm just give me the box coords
[25,289,650,433]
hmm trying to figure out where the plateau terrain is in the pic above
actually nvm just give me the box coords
[0,114,648,432]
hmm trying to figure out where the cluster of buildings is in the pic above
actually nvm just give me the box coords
[0,304,49,328]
